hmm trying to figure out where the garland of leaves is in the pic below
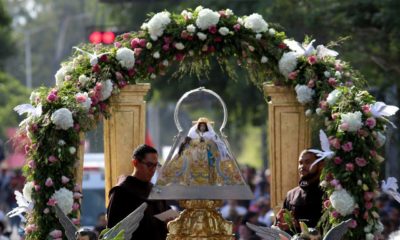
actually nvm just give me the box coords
[15,6,394,239]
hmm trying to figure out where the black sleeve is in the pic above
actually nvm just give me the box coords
[106,187,141,228]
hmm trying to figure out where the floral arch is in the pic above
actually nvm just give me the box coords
[16,6,395,240]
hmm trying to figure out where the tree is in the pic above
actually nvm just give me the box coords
[0,0,14,69]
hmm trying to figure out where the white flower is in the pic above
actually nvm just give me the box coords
[75,92,92,111]
[195,6,203,12]
[261,56,268,63]
[340,111,363,132]
[78,75,89,86]
[335,71,342,79]
[244,13,268,33]
[100,79,113,101]
[174,42,185,50]
[146,42,152,49]
[218,27,229,36]
[140,23,148,30]
[153,51,160,59]
[295,85,314,104]
[29,91,39,104]
[52,188,74,215]
[196,8,220,30]
[58,140,66,146]
[327,89,342,105]
[366,233,374,240]
[89,57,98,66]
[305,109,312,117]
[375,221,384,233]
[51,108,74,130]
[55,66,68,86]
[146,11,171,41]
[197,32,207,41]
[329,189,355,216]
[187,24,196,33]
[162,60,169,66]
[374,131,386,147]
[237,17,244,25]
[268,28,276,36]
[324,71,331,77]
[255,33,262,39]
[225,9,234,17]
[150,73,157,79]
[278,51,299,78]
[181,10,193,19]
[316,108,323,116]
[116,47,135,69]
[69,147,76,155]
[23,181,34,202]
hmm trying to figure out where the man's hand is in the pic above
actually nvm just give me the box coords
[275,209,289,231]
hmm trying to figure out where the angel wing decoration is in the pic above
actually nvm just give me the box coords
[316,45,339,58]
[323,219,352,240]
[14,103,42,117]
[54,205,78,240]
[6,191,34,221]
[308,130,335,170]
[246,222,292,240]
[101,202,147,240]
[370,102,399,128]
[73,47,110,66]
[283,39,316,57]
[382,177,400,203]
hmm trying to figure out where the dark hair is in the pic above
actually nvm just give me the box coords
[132,144,157,161]
[0,221,4,233]
[76,228,97,240]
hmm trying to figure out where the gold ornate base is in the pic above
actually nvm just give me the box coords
[167,200,234,240]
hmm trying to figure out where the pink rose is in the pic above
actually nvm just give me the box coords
[331,211,340,218]
[75,94,87,103]
[45,178,54,187]
[28,160,36,169]
[114,42,121,48]
[288,71,298,80]
[49,229,63,239]
[139,39,146,48]
[48,155,58,163]
[61,176,70,184]
[339,122,349,131]
[115,72,124,81]
[362,105,370,114]
[345,163,354,172]
[341,142,353,152]
[233,24,241,32]
[333,157,343,165]
[370,150,377,158]
[34,184,41,191]
[348,220,357,229]
[74,184,82,192]
[364,192,374,201]
[208,25,217,34]
[331,113,339,120]
[122,33,130,39]
[365,117,376,129]
[47,93,58,102]
[25,224,37,234]
[335,63,343,71]
[162,43,170,51]
[73,192,83,199]
[134,48,142,57]
[323,200,331,208]
[355,157,367,167]
[47,198,57,206]
[329,138,341,149]
[307,55,317,65]
[72,203,80,211]
[328,78,337,87]
[180,30,189,39]
[307,79,315,88]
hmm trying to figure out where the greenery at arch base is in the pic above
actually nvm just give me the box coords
[17,6,391,240]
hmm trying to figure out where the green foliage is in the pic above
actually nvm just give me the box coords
[0,0,14,69]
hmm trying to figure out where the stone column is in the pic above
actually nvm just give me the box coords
[104,83,151,205]
[263,83,311,211]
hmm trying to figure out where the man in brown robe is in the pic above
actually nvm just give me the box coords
[107,144,169,240]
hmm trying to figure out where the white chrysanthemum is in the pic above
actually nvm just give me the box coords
[329,189,355,216]
[295,85,314,104]
[52,188,74,215]
[153,51,160,59]
[181,10,193,19]
[375,131,386,147]
[261,56,268,63]
[75,92,92,111]
[225,9,234,17]
[146,11,171,40]
[23,181,34,202]
[196,8,220,30]
[278,52,299,78]
[55,66,68,86]
[78,75,89,86]
[69,147,76,155]
[244,13,268,33]
[218,27,229,36]
[197,32,207,41]
[116,47,135,69]
[174,42,185,50]
[187,24,196,33]
[100,79,113,101]
[327,89,342,105]
[51,108,74,130]
[340,111,363,132]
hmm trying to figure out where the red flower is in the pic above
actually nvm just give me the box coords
[128,69,136,77]
[287,71,298,80]
[139,39,147,48]
[328,77,337,87]
[163,36,173,44]
[214,37,223,43]
[175,53,185,61]
[307,55,317,65]
[99,54,108,62]
[92,64,101,73]
[162,44,170,51]
[278,43,287,49]
[208,25,217,34]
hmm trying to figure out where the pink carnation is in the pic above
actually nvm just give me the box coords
[348,220,357,229]
[333,157,343,165]
[362,105,371,114]
[331,211,340,218]
[329,138,341,150]
[48,155,58,163]
[114,42,121,48]
[73,192,83,199]
[307,79,315,88]
[307,55,317,65]
[323,200,331,208]
[233,24,241,32]
[47,93,58,102]
[72,203,80,211]
[25,224,37,234]
[130,38,140,49]
[139,39,146,48]
[365,117,376,129]
[34,184,41,191]
[47,198,57,206]
[341,142,353,152]
[339,122,349,131]
[49,229,63,239]
[355,157,367,167]
[45,177,54,187]
[61,176,70,184]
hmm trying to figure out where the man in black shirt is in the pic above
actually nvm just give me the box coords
[276,150,324,232]
[107,144,169,240]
